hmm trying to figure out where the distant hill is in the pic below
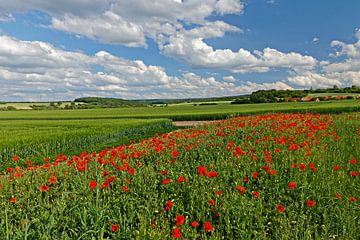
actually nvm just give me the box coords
[74,97,148,108]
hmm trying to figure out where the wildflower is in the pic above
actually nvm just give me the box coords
[162,179,171,185]
[350,171,357,177]
[209,199,215,206]
[252,191,260,198]
[299,164,307,171]
[288,182,297,189]
[49,176,57,185]
[128,168,135,175]
[350,158,357,165]
[123,186,129,192]
[12,155,19,161]
[198,166,207,176]
[89,180,97,189]
[204,221,214,232]
[306,200,316,207]
[172,227,182,238]
[165,200,173,211]
[207,171,218,178]
[335,193,342,199]
[191,221,199,228]
[102,170,109,177]
[270,170,277,175]
[277,204,285,213]
[111,224,119,232]
[161,171,168,176]
[9,197,17,203]
[333,165,340,171]
[175,215,185,226]
[252,171,259,179]
[177,176,186,183]
[349,197,357,202]
[236,186,246,195]
[40,185,50,191]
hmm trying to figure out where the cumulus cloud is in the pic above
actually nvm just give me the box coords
[0,0,318,74]
[223,75,236,82]
[0,34,294,101]
[286,28,360,89]
[161,28,317,73]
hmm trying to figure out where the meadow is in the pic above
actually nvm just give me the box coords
[0,99,359,121]
[0,112,359,239]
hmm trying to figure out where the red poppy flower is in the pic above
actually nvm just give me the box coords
[89,180,97,189]
[12,155,19,161]
[252,171,259,179]
[335,193,342,199]
[288,182,297,189]
[165,200,173,211]
[277,204,285,213]
[306,200,316,207]
[236,186,246,195]
[172,227,182,239]
[49,176,57,185]
[270,170,277,175]
[350,171,357,177]
[161,171,168,176]
[207,171,218,178]
[299,164,307,171]
[350,158,357,165]
[263,166,270,172]
[128,168,135,175]
[102,170,109,177]
[40,185,50,191]
[111,224,119,232]
[333,165,340,171]
[175,215,185,226]
[177,176,186,183]
[9,197,17,203]
[123,186,129,192]
[191,221,199,228]
[162,179,171,185]
[349,197,357,202]
[252,191,260,198]
[198,166,207,176]
[209,199,215,206]
[204,221,214,232]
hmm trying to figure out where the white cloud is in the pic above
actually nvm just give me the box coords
[286,28,360,89]
[0,34,295,101]
[0,0,318,74]
[223,75,236,82]
[161,29,317,73]
[52,11,147,47]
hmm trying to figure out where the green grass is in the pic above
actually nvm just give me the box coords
[0,99,359,121]
[0,118,174,169]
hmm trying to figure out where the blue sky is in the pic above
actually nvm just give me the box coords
[0,0,359,101]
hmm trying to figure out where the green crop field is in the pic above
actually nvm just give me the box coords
[0,99,359,121]
[0,118,173,169]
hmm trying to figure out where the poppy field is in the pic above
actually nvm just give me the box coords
[0,112,359,239]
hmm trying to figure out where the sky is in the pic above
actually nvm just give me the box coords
[0,0,359,101]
